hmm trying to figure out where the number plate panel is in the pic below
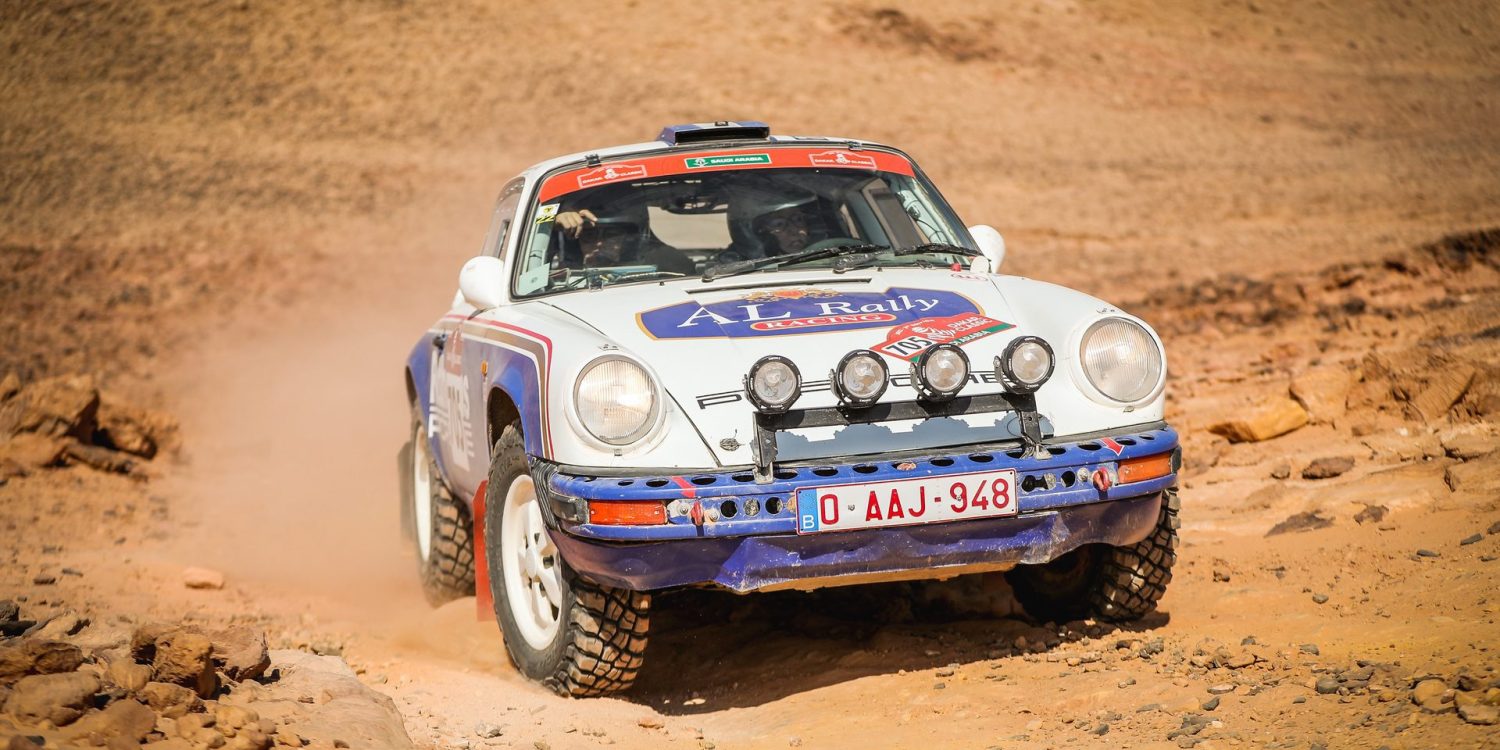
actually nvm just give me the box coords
[794,469,1019,534]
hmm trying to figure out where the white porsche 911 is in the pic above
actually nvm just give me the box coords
[398,122,1180,696]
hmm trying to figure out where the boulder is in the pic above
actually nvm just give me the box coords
[140,682,202,718]
[0,434,67,477]
[0,372,19,401]
[106,659,153,693]
[0,640,85,685]
[183,568,226,591]
[65,698,158,744]
[1208,398,1308,443]
[2,671,101,726]
[1290,367,1353,423]
[209,627,270,683]
[1301,456,1355,480]
[34,611,86,641]
[152,632,217,698]
[0,375,100,440]
[62,441,137,474]
[1441,432,1496,460]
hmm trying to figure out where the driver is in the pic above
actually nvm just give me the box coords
[555,205,694,275]
[723,192,828,260]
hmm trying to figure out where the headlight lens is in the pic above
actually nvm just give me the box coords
[745,356,801,413]
[913,344,969,401]
[832,350,888,407]
[996,336,1054,394]
[1079,318,1163,403]
[574,357,658,444]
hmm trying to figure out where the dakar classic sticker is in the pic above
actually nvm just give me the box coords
[576,163,647,188]
[808,150,879,169]
[637,287,981,340]
[873,313,1015,362]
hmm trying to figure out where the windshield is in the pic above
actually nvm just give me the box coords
[512,147,975,297]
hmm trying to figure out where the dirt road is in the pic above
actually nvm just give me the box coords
[3,1,1499,748]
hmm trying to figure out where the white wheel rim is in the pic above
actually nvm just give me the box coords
[500,474,563,650]
[412,425,434,561]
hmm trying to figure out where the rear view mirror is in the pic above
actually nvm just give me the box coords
[967,225,1006,272]
[459,256,506,310]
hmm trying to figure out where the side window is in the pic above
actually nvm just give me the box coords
[481,179,526,260]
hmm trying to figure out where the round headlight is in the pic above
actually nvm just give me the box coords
[831,350,888,408]
[745,355,801,413]
[1079,318,1164,403]
[574,356,658,444]
[996,336,1055,394]
[912,344,970,401]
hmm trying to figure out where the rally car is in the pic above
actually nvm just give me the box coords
[398,122,1180,697]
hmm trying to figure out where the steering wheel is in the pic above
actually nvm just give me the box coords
[798,237,867,254]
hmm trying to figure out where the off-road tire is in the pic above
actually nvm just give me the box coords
[1006,488,1179,623]
[406,409,476,606]
[484,421,650,697]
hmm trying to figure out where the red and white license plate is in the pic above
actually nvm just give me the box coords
[794,469,1019,534]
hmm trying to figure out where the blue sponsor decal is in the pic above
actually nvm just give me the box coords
[636,287,981,340]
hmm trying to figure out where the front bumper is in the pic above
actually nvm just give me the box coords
[540,424,1179,592]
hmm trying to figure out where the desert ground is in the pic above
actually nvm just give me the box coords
[2,1,1499,748]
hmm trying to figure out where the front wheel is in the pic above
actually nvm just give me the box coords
[405,410,476,606]
[1006,489,1180,623]
[484,422,650,697]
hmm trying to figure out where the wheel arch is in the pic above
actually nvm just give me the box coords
[487,386,522,450]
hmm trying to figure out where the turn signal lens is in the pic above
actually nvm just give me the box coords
[588,500,667,525]
[1118,452,1173,484]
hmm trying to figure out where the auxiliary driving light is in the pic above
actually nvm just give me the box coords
[744,355,802,413]
[996,336,1055,394]
[911,343,970,401]
[831,349,888,408]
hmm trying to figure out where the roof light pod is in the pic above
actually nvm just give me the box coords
[831,350,888,408]
[911,344,970,402]
[744,355,801,414]
[996,336,1055,394]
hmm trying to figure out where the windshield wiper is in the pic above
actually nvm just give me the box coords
[701,243,888,282]
[894,242,982,258]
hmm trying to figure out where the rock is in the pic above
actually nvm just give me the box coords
[1461,533,1483,545]
[96,396,179,460]
[6,737,43,750]
[35,612,85,640]
[1290,367,1354,423]
[152,631,217,698]
[637,717,664,730]
[1267,511,1334,536]
[1269,461,1291,479]
[1312,593,1329,604]
[0,372,19,401]
[1354,504,1388,525]
[1316,677,1340,694]
[1416,549,1441,558]
[1412,678,1451,713]
[107,659,154,693]
[183,568,226,591]
[474,722,503,739]
[1201,696,1220,711]
[1442,433,1496,460]
[210,627,270,682]
[1489,520,1500,535]
[1208,398,1308,443]
[0,640,85,685]
[1302,456,1355,480]
[141,681,201,718]
[1207,684,1235,695]
[1405,362,1476,423]
[1212,567,1231,583]
[62,441,137,474]
[65,698,158,744]
[2,671,101,725]
[1445,455,1500,494]
[0,375,101,440]
[0,434,67,475]
[32,574,56,586]
[1460,702,1499,725]
[261,650,414,750]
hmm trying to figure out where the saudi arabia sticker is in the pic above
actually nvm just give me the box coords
[684,153,772,169]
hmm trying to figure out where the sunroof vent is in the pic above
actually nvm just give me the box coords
[658,121,771,146]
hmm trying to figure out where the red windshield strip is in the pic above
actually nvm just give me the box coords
[535,147,917,203]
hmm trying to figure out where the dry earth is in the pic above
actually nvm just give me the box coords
[3,1,1500,749]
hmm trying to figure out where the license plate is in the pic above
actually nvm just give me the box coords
[795,468,1019,534]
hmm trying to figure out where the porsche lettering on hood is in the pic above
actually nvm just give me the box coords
[636,286,981,339]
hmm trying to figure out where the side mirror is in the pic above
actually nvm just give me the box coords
[458,256,506,310]
[968,225,1006,272]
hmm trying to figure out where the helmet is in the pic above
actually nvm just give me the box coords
[726,189,820,259]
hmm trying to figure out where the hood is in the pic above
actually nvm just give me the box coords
[541,269,1123,466]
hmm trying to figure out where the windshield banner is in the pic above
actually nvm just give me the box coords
[636,287,982,340]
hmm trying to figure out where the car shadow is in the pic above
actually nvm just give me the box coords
[626,572,1170,714]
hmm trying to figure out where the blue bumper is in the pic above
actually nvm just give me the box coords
[544,425,1179,593]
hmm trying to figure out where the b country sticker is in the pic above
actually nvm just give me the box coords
[577,163,647,188]
[637,287,981,340]
[685,154,772,169]
[873,314,1015,361]
[808,150,878,169]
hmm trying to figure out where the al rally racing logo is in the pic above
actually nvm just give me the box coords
[637,287,982,340]
[874,313,1014,361]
